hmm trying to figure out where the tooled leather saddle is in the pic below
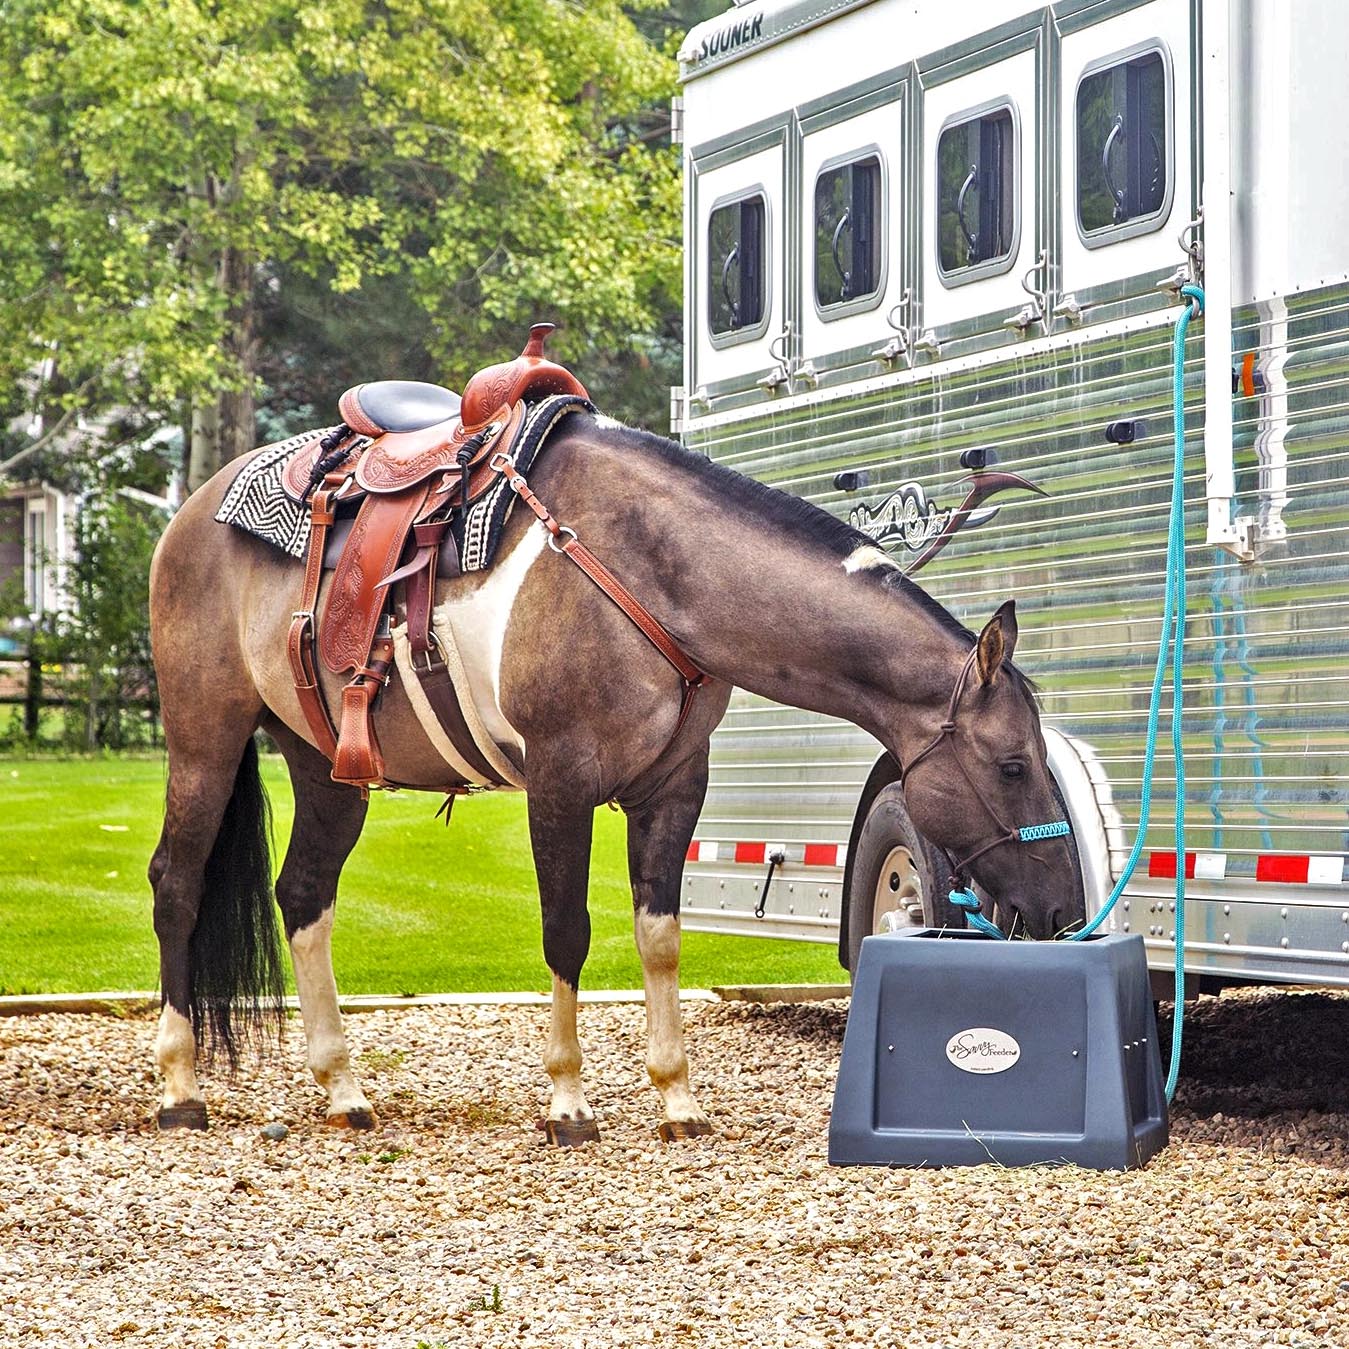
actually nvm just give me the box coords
[285,322,589,794]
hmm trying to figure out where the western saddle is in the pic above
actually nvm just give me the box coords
[284,323,589,795]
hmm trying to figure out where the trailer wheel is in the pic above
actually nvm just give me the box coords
[845,784,947,973]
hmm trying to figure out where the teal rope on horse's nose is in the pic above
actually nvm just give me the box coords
[948,816,1071,938]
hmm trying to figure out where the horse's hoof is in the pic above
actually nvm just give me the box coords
[658,1118,713,1142]
[542,1117,600,1147]
[326,1108,377,1131]
[157,1102,208,1132]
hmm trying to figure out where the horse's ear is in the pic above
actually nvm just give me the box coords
[975,600,1018,685]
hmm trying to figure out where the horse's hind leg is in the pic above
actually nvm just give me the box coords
[625,752,712,1140]
[149,718,270,1130]
[526,789,601,1145]
[268,721,375,1129]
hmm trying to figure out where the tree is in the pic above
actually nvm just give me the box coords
[0,0,682,488]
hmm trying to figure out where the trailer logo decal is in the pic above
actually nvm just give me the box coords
[849,470,1049,575]
[945,1028,1021,1074]
[849,483,949,552]
[689,12,764,65]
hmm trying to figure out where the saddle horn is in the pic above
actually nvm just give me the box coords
[459,322,589,429]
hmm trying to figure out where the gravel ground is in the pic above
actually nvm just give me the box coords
[2,987,1348,1349]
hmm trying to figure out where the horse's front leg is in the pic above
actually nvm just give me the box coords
[626,750,712,1140]
[271,724,375,1129]
[526,790,600,1146]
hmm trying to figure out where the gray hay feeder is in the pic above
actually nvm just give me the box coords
[829,930,1168,1171]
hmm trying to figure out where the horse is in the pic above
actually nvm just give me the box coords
[147,411,1083,1141]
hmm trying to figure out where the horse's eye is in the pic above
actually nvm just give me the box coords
[1000,761,1026,781]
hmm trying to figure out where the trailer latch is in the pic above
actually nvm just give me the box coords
[755,847,787,918]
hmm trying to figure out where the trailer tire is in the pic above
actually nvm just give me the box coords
[845,784,952,974]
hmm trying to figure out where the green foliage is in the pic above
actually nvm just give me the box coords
[0,757,847,994]
[62,494,164,748]
[0,0,687,472]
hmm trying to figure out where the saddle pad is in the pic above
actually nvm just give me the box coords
[215,394,594,571]
[214,429,336,559]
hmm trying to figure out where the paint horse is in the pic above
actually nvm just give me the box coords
[148,385,1081,1142]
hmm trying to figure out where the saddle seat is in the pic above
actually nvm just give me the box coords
[339,380,462,437]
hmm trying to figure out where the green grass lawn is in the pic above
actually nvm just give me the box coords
[0,755,844,995]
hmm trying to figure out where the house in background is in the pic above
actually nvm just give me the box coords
[0,484,72,640]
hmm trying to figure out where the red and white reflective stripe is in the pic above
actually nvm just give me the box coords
[1147,852,1347,884]
[684,840,847,868]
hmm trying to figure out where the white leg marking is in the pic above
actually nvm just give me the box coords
[155,1005,202,1110]
[843,544,897,575]
[436,522,549,754]
[289,908,372,1120]
[545,976,593,1121]
[634,911,705,1125]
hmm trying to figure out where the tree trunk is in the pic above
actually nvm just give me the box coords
[186,243,258,493]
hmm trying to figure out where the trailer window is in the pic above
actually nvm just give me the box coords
[1076,48,1169,238]
[937,104,1016,282]
[814,155,882,310]
[708,194,767,337]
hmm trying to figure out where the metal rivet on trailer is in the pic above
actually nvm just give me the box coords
[788,905,795,914]
[1071,1049,1080,1057]
[887,1045,894,1053]
[1280,907,1289,920]
[1342,942,1349,954]
[1224,905,1232,916]
[1342,913,1349,923]
[1122,900,1130,911]
[1169,930,1176,941]
[1169,901,1176,913]
[1224,933,1231,944]
[787,883,794,893]
[1122,923,1130,932]
[1280,937,1290,948]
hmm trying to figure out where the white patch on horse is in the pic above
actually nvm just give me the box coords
[843,544,896,574]
[289,907,372,1121]
[591,413,625,430]
[154,1005,202,1110]
[634,910,706,1126]
[434,521,548,762]
[545,976,593,1121]
[390,622,497,788]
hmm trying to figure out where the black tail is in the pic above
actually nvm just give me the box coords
[189,736,285,1067]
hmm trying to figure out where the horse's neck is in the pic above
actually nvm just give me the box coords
[565,431,968,748]
[696,544,964,743]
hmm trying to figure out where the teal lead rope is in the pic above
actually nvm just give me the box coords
[951,285,1203,1103]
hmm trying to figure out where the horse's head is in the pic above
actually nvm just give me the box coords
[897,601,1084,939]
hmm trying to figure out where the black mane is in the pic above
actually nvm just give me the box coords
[591,419,1037,696]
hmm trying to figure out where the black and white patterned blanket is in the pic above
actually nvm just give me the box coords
[214,395,594,572]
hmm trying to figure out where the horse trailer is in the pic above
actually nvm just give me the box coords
[673,0,1349,989]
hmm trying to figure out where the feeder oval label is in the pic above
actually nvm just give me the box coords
[945,1027,1021,1074]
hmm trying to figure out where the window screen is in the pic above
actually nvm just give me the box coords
[814,156,881,309]
[708,195,766,337]
[1076,50,1168,235]
[937,106,1016,278]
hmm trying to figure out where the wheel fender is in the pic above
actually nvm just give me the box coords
[837,752,902,967]
[1041,725,1114,922]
